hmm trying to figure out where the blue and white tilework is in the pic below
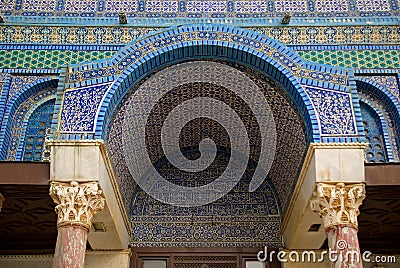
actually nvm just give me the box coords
[63,0,98,13]
[304,85,357,136]
[315,0,349,12]
[7,75,52,105]
[359,75,399,102]
[356,0,392,12]
[275,0,307,13]
[2,0,399,17]
[6,88,56,160]
[60,83,111,132]
[22,0,57,12]
[105,0,138,13]
[129,154,282,247]
[106,61,308,221]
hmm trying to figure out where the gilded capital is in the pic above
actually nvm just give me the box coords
[50,181,105,230]
[0,192,4,212]
[310,182,365,229]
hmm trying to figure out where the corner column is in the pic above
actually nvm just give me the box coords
[311,182,366,268]
[50,180,105,268]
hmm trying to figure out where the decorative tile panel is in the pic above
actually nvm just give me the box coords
[22,100,55,161]
[358,91,399,162]
[275,0,307,13]
[297,49,400,69]
[146,0,178,13]
[360,102,388,163]
[104,0,138,13]
[0,25,399,45]
[304,86,357,136]
[356,0,391,12]
[1,0,399,17]
[64,27,349,89]
[315,0,349,12]
[106,61,308,219]
[0,0,15,10]
[130,160,282,247]
[0,49,115,69]
[60,83,111,132]
[6,88,56,160]
[63,0,98,13]
[22,0,57,12]
[7,75,52,104]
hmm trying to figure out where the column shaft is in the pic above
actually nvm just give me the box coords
[327,225,362,268]
[50,181,105,268]
[53,225,88,268]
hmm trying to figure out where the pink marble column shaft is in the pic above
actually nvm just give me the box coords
[327,225,363,268]
[52,225,88,268]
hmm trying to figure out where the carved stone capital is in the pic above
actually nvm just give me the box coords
[0,192,4,212]
[310,182,366,229]
[50,181,105,230]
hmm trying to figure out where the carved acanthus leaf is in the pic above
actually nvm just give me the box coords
[50,181,105,230]
[310,182,366,229]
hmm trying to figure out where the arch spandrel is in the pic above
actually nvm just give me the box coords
[54,25,360,143]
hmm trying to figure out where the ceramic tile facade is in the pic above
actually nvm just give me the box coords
[1,26,399,45]
[2,0,399,17]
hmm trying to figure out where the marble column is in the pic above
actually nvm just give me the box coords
[50,181,105,268]
[310,183,366,268]
[0,192,4,211]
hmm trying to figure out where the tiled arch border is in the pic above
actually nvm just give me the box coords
[15,96,56,161]
[0,78,58,159]
[358,97,394,162]
[355,78,400,161]
[64,24,333,142]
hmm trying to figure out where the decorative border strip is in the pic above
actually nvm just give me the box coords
[1,25,399,45]
[290,45,400,51]
[2,1,400,20]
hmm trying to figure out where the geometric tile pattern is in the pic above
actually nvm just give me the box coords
[1,25,399,45]
[22,0,57,12]
[356,0,392,12]
[0,49,115,69]
[297,49,400,69]
[130,153,283,247]
[2,0,398,17]
[65,27,350,89]
[56,25,363,146]
[107,61,308,220]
